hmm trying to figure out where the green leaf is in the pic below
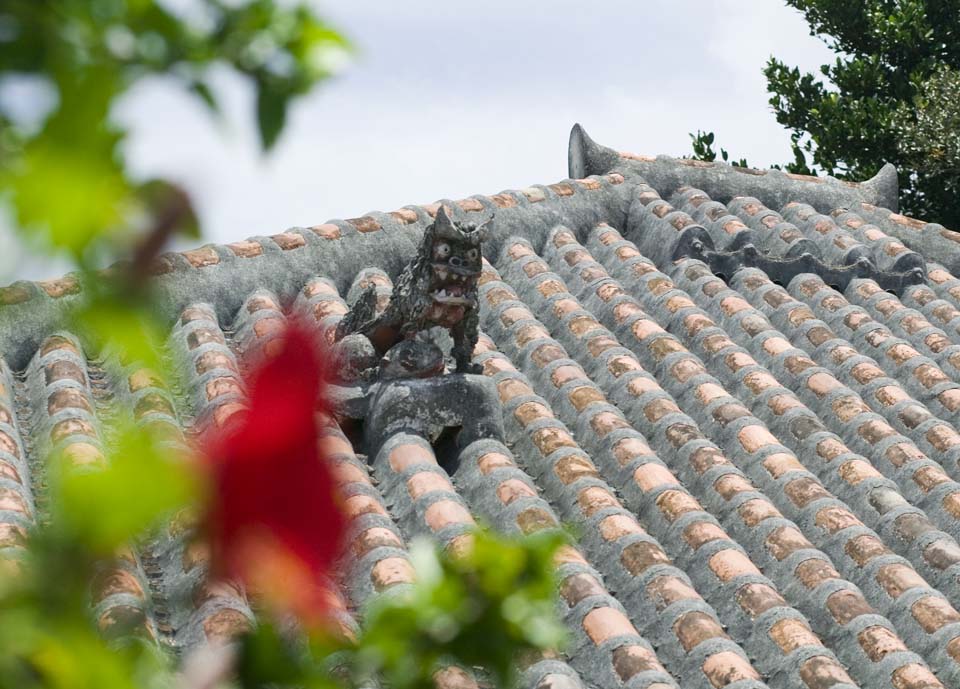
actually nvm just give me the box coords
[356,529,568,689]
[51,421,198,552]
[0,67,130,260]
[5,139,129,258]
[70,292,167,373]
[256,83,289,151]
[188,79,220,117]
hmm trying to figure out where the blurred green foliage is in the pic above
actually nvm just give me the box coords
[0,0,350,266]
[2,520,567,689]
[691,1,960,227]
[51,422,199,553]
[356,531,568,689]
[238,529,568,689]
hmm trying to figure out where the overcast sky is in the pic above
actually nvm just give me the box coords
[2,0,835,281]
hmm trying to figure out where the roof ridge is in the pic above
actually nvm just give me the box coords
[569,123,900,212]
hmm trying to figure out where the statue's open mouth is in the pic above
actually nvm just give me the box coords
[431,262,478,304]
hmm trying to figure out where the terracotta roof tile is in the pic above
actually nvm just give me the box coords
[9,125,960,687]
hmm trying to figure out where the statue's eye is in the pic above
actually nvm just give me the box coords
[435,242,451,259]
[466,248,479,261]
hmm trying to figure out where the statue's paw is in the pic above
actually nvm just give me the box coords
[332,334,379,383]
[456,361,484,375]
[381,340,445,380]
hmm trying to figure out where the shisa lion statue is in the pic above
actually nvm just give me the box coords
[335,206,490,377]
[330,208,504,449]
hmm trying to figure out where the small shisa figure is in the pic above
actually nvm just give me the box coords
[331,208,503,447]
[336,206,490,377]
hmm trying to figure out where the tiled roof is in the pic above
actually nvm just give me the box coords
[4,125,960,688]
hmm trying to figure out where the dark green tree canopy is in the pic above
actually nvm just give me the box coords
[693,0,960,228]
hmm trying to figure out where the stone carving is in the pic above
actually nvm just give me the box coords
[335,207,490,377]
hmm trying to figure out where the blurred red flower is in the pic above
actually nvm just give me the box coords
[201,320,346,626]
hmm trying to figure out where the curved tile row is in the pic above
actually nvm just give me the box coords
[472,339,763,689]
[477,262,788,689]
[665,264,960,603]
[173,303,248,434]
[233,290,290,365]
[452,434,623,689]
[292,277,349,347]
[922,265,960,326]
[778,200,871,267]
[0,358,33,560]
[670,187,759,252]
[27,333,106,470]
[371,435,476,556]
[167,304,256,652]
[853,204,959,274]
[23,333,159,644]
[789,203,922,275]
[294,277,563,689]
[520,231,944,689]
[901,278,960,352]
[105,355,191,646]
[845,280,960,386]
[368,432,509,688]
[785,275,960,485]
[561,225,950,689]
[622,183,713,266]
[724,196,821,260]
[721,268,960,556]
[321,418,414,611]
[226,291,360,642]
[800,277,960,424]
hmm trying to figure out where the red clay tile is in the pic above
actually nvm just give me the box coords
[911,596,960,632]
[769,618,821,653]
[372,557,415,589]
[560,572,606,606]
[827,589,875,624]
[407,472,454,500]
[389,444,436,471]
[709,549,761,582]
[735,583,786,618]
[674,610,728,651]
[612,645,661,681]
[891,664,943,689]
[799,656,855,689]
[683,522,728,550]
[424,500,474,531]
[701,651,761,689]
[599,514,644,541]
[582,607,635,644]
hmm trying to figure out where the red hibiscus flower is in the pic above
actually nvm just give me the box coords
[201,320,347,627]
